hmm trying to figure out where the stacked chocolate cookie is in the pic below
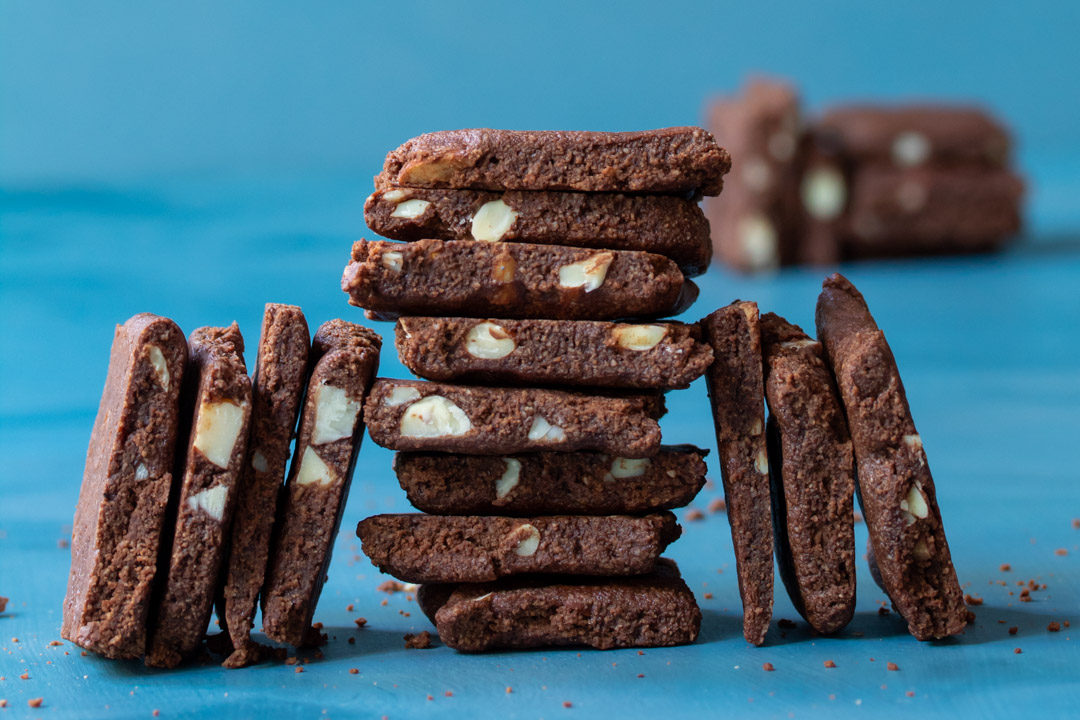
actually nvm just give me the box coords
[62,305,381,668]
[346,127,730,651]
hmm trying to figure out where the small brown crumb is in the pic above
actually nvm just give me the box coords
[284,657,298,665]
[506,687,513,694]
[707,498,726,513]
[444,691,453,697]
[703,593,713,600]
[11,638,18,643]
[1000,563,1011,572]
[637,650,645,655]
[426,695,433,701]
[49,640,63,646]
[877,607,890,616]
[886,662,899,671]
[685,508,705,521]
[0,700,7,708]
[404,631,432,649]
[778,618,797,629]
[1014,648,1022,654]
[346,604,354,612]
[0,597,8,613]
[823,660,836,668]
[354,617,367,628]
[380,599,388,606]
[311,622,323,631]
[1072,518,1079,530]
[637,673,644,678]
[28,698,43,708]
[294,666,304,673]
[378,580,405,594]
[562,701,573,708]
[153,711,160,717]
[58,539,70,548]
[1049,622,1062,632]
[1055,548,1068,556]
[906,691,915,698]
[1009,626,1019,635]
[853,512,863,523]
[349,668,359,674]
[19,673,29,680]
[1066,621,1072,628]
[964,594,983,606]
[762,662,775,672]
[347,637,356,644]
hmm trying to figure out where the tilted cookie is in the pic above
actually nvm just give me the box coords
[365,187,712,275]
[394,316,713,390]
[364,378,663,458]
[147,324,252,668]
[815,273,966,640]
[62,314,187,659]
[394,445,707,516]
[341,238,693,321]
[261,320,381,648]
[374,127,731,196]
[357,513,681,584]
[761,312,856,635]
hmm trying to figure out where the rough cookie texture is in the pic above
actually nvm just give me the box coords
[395,445,707,516]
[365,188,712,275]
[815,273,967,641]
[147,324,252,668]
[342,238,691,322]
[357,513,680,583]
[62,314,187,659]
[261,320,381,648]
[365,378,663,457]
[700,301,773,645]
[761,313,856,635]
[418,559,701,652]
[375,127,731,196]
[394,317,713,390]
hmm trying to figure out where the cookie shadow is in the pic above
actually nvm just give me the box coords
[695,608,745,646]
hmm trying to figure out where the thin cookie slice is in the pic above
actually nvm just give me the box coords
[375,127,731,196]
[147,324,252,668]
[700,301,773,645]
[365,188,712,275]
[417,559,700,652]
[342,238,692,321]
[219,304,310,668]
[395,317,713,390]
[364,378,663,458]
[815,273,966,640]
[760,312,856,635]
[357,513,680,584]
[62,314,187,659]
[395,446,707,516]
[261,320,381,648]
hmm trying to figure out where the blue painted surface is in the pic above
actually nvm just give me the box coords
[1,176,1078,718]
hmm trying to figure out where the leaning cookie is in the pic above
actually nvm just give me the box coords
[418,559,701,652]
[700,301,773,645]
[395,317,713,390]
[342,239,692,322]
[815,273,966,640]
[760,312,856,635]
[62,314,187,659]
[364,379,663,458]
[395,445,707,516]
[261,320,381,648]
[147,324,253,668]
[357,513,680,584]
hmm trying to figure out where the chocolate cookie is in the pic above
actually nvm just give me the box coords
[815,273,967,640]
[418,559,700,652]
[760,313,856,635]
[700,301,773,645]
[357,513,680,583]
[364,379,663,458]
[219,304,310,668]
[341,238,693,322]
[394,317,713,390]
[147,324,253,668]
[261,320,381,648]
[394,445,707,516]
[365,188,712,275]
[62,314,187,659]
[374,127,731,196]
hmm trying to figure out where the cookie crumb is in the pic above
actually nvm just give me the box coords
[685,508,704,521]
[853,512,863,523]
[294,666,304,673]
[1072,518,1079,530]
[1055,548,1068,556]
[354,617,367,628]
[707,498,726,513]
[0,700,7,708]
[637,673,645,678]
[886,662,899,671]
[824,660,836,668]
[19,673,29,680]
[1014,648,1022,654]
[346,604,354,612]
[378,580,405,594]
[964,594,983,606]
[426,695,433,701]
[349,668,359,674]
[153,711,160,717]
[28,698,43,708]
[404,631,432,649]
[906,691,915,698]
[506,687,512,694]
[778,618,797,629]
[877,607,890,616]
[1009,626,1019,635]
[1000,563,1011,572]
[444,691,453,697]
[762,662,775,672]
[562,701,573,708]
[0,597,7,613]
[1049,622,1061,632]
[703,593,713,600]
[49,640,63,646]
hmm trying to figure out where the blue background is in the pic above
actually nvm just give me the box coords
[2,2,1079,718]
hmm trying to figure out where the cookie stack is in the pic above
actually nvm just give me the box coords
[346,127,731,651]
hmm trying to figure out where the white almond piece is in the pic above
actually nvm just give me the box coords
[147,345,169,390]
[558,252,614,292]
[495,458,522,500]
[781,339,817,350]
[738,214,779,271]
[609,457,650,479]
[135,463,149,481]
[295,446,337,486]
[527,416,566,443]
[390,198,430,219]
[903,434,923,451]
[905,483,929,520]
[382,189,407,202]
[381,251,404,273]
[187,484,228,521]
[400,395,472,437]
[801,166,847,220]
[612,324,667,351]
[251,450,269,473]
[311,384,361,445]
[511,523,541,557]
[193,400,246,469]
[755,449,769,475]
[892,131,931,167]
[470,199,518,242]
[385,386,422,407]
[465,322,516,359]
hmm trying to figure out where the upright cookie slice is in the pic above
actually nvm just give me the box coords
[375,127,731,196]
[395,445,707,515]
[62,314,187,659]
[815,274,966,640]
[417,559,700,652]
[219,304,310,668]
[357,513,680,583]
[365,188,712,275]
[261,320,381,647]
[342,239,693,321]
[365,379,663,457]
[700,301,773,645]
[147,324,252,668]
[760,313,856,635]
[395,317,713,390]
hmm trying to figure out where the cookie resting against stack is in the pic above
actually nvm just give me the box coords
[347,127,730,651]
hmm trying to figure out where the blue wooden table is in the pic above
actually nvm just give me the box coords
[2,176,1078,718]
